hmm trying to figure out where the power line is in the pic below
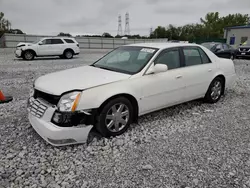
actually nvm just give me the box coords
[124,12,130,35]
[117,14,122,36]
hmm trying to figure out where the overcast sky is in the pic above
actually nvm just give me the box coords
[1,0,249,36]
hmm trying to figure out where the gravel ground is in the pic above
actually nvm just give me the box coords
[0,48,250,188]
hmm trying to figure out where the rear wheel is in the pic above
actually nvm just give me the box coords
[96,97,133,137]
[23,50,35,60]
[64,50,73,59]
[204,77,224,103]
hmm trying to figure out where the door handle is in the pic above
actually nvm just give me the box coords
[208,69,212,72]
[176,75,182,79]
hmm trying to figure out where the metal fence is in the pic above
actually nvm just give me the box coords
[0,33,169,48]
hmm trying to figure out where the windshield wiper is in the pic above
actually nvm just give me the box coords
[97,66,114,71]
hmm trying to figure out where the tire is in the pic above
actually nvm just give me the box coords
[23,50,35,60]
[64,50,73,59]
[95,97,134,137]
[230,54,234,60]
[204,77,224,103]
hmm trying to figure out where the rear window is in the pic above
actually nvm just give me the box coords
[64,39,75,43]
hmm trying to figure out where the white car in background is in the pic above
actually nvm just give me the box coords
[27,43,236,146]
[15,37,80,60]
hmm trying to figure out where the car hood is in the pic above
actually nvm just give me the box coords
[239,45,250,48]
[34,65,131,96]
[16,42,34,47]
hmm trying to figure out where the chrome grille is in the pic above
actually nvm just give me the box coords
[27,97,48,118]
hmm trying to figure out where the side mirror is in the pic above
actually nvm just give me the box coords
[38,42,43,45]
[147,64,168,74]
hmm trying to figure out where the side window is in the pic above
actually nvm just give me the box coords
[64,39,75,43]
[183,48,202,66]
[155,49,180,70]
[198,48,211,64]
[51,39,64,44]
[41,39,52,45]
[223,44,229,50]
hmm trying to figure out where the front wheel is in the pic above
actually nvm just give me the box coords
[230,54,235,60]
[23,50,35,60]
[204,77,224,103]
[96,97,133,137]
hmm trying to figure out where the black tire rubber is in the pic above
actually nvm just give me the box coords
[230,54,235,60]
[23,50,35,60]
[95,97,133,137]
[63,50,73,59]
[204,77,224,104]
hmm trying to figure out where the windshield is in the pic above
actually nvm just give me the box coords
[242,40,250,46]
[201,42,217,50]
[32,39,42,44]
[93,46,158,74]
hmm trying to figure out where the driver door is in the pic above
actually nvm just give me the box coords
[139,48,186,114]
[37,39,54,56]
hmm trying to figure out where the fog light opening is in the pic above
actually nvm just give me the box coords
[47,138,77,145]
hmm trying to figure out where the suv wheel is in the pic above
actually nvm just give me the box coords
[64,50,73,59]
[96,97,133,137]
[23,50,35,60]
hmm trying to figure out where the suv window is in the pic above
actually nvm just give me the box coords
[41,39,52,45]
[197,48,211,64]
[51,39,64,44]
[64,39,75,43]
[183,48,202,66]
[155,49,180,70]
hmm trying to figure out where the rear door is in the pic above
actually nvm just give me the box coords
[51,39,65,55]
[181,46,216,101]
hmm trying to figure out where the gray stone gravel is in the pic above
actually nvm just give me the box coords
[1,48,250,188]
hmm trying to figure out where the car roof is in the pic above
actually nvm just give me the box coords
[202,42,222,44]
[124,42,200,49]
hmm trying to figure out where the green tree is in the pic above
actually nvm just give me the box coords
[150,26,167,38]
[150,12,250,41]
[0,12,24,37]
[102,32,113,38]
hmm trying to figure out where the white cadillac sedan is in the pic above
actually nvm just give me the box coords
[28,43,236,146]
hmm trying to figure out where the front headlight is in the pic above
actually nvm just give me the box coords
[57,91,81,112]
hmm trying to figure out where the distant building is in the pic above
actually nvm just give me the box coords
[224,25,250,47]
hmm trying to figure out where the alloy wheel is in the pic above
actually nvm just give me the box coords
[105,103,130,132]
[65,51,73,59]
[211,80,222,100]
[25,51,33,60]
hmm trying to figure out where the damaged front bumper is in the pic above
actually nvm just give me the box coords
[27,97,94,146]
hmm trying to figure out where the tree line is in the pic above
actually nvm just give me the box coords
[150,12,249,41]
